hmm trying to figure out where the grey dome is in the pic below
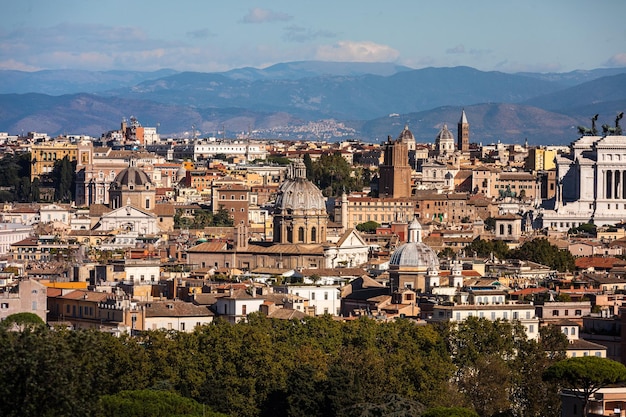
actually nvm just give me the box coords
[390,217,439,269]
[398,125,415,142]
[112,166,152,188]
[275,160,326,212]
[390,241,439,269]
[436,124,454,141]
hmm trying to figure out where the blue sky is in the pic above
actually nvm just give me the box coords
[2,0,625,73]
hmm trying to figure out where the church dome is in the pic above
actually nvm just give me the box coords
[389,218,439,269]
[435,124,454,142]
[111,166,152,189]
[274,160,326,212]
[398,125,415,142]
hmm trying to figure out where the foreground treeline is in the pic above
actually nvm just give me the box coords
[0,315,568,417]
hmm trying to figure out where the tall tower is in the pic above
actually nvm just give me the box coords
[379,135,412,198]
[457,109,470,152]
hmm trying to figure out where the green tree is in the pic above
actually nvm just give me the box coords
[543,356,626,417]
[465,238,509,260]
[212,206,234,227]
[97,389,226,417]
[312,152,362,197]
[438,247,456,259]
[50,155,76,202]
[266,155,292,165]
[0,312,45,331]
[509,238,575,272]
[355,220,380,233]
[484,216,496,231]
[303,153,314,180]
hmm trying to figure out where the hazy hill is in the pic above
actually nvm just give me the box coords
[0,62,625,145]
[118,66,563,120]
[355,103,582,145]
[0,69,178,95]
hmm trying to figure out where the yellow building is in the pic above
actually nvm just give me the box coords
[335,193,415,230]
[527,147,556,171]
[31,140,78,181]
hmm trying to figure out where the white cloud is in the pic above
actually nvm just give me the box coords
[241,8,292,24]
[605,53,626,68]
[315,41,400,62]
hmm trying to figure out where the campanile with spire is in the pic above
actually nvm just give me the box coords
[457,109,470,152]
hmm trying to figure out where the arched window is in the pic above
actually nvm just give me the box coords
[298,227,304,242]
[499,224,505,235]
[287,228,293,243]
[564,328,569,336]
[507,224,513,235]
[311,226,317,242]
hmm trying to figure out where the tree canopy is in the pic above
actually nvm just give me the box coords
[509,238,575,272]
[355,220,380,233]
[0,314,573,417]
[311,152,365,197]
[543,356,626,417]
[0,152,38,202]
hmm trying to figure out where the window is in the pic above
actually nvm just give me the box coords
[575,309,582,316]
[181,323,185,331]
[0,303,8,309]
[595,352,602,357]
[298,227,304,242]
[311,293,316,300]
[552,310,559,317]
[564,309,568,316]
[32,301,37,311]
[324,292,328,300]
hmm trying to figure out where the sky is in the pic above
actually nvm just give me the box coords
[2,0,625,74]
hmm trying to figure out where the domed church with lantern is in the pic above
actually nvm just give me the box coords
[187,159,370,271]
[273,159,328,244]
[389,217,440,293]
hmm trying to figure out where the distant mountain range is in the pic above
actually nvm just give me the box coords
[1,61,625,145]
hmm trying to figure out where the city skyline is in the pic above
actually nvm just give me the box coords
[2,0,625,74]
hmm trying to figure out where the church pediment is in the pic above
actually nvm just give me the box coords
[335,229,368,248]
[100,205,155,220]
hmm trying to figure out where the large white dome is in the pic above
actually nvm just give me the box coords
[274,160,326,213]
[389,218,439,269]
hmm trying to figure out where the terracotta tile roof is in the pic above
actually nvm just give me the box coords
[47,288,63,297]
[11,237,39,246]
[575,257,625,270]
[153,203,175,216]
[567,339,606,351]
[509,287,549,296]
[57,290,110,302]
[267,308,307,320]
[89,204,112,217]
[143,300,215,318]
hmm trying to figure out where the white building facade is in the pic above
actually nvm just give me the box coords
[542,129,626,231]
